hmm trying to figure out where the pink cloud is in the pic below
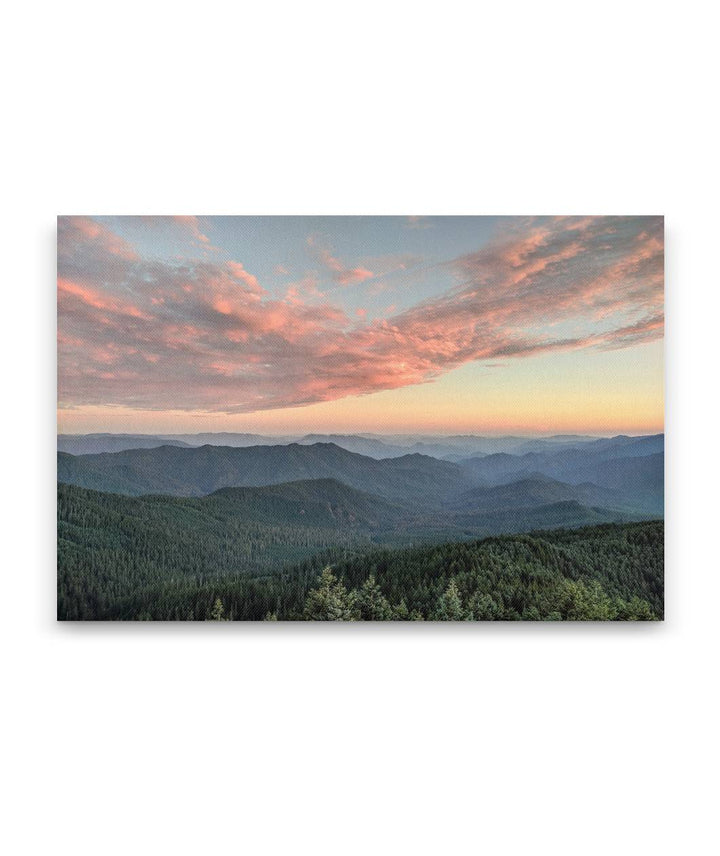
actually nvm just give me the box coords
[57,216,663,415]
[284,274,324,304]
[318,248,373,285]
[308,237,374,286]
[58,217,138,262]
[227,261,265,296]
[173,215,213,246]
[58,278,149,320]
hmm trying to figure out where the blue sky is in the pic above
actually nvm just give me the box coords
[97,215,499,321]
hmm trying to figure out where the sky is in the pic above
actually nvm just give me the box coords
[57,215,664,436]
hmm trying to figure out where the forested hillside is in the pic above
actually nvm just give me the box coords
[108,521,663,621]
[57,433,664,621]
[58,477,663,622]
[57,480,390,619]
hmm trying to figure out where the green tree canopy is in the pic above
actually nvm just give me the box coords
[302,567,356,621]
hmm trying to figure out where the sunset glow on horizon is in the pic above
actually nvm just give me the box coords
[58,215,664,436]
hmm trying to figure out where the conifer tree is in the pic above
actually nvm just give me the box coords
[434,580,465,621]
[355,575,393,621]
[210,598,226,621]
[302,567,356,621]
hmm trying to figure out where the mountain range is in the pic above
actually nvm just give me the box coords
[57,442,468,506]
[457,436,663,513]
[58,431,659,460]
[57,433,664,520]
[57,432,664,620]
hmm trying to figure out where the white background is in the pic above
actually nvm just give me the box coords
[2,1,718,854]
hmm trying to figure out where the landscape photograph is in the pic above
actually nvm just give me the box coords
[57,215,664,621]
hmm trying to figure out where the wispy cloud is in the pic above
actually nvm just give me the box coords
[164,215,205,242]
[58,216,138,263]
[117,214,220,251]
[58,215,663,414]
[308,236,374,286]
[226,261,264,296]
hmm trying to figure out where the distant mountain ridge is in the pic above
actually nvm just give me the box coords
[57,442,469,506]
[458,433,663,475]
[57,436,664,519]
[57,434,193,455]
[446,474,624,513]
[57,431,663,461]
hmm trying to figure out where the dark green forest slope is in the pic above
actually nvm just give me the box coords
[58,478,663,621]
[57,479,393,619]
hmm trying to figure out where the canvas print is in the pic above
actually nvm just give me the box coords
[57,216,664,621]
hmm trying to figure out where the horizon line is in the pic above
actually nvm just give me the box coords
[57,429,664,439]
